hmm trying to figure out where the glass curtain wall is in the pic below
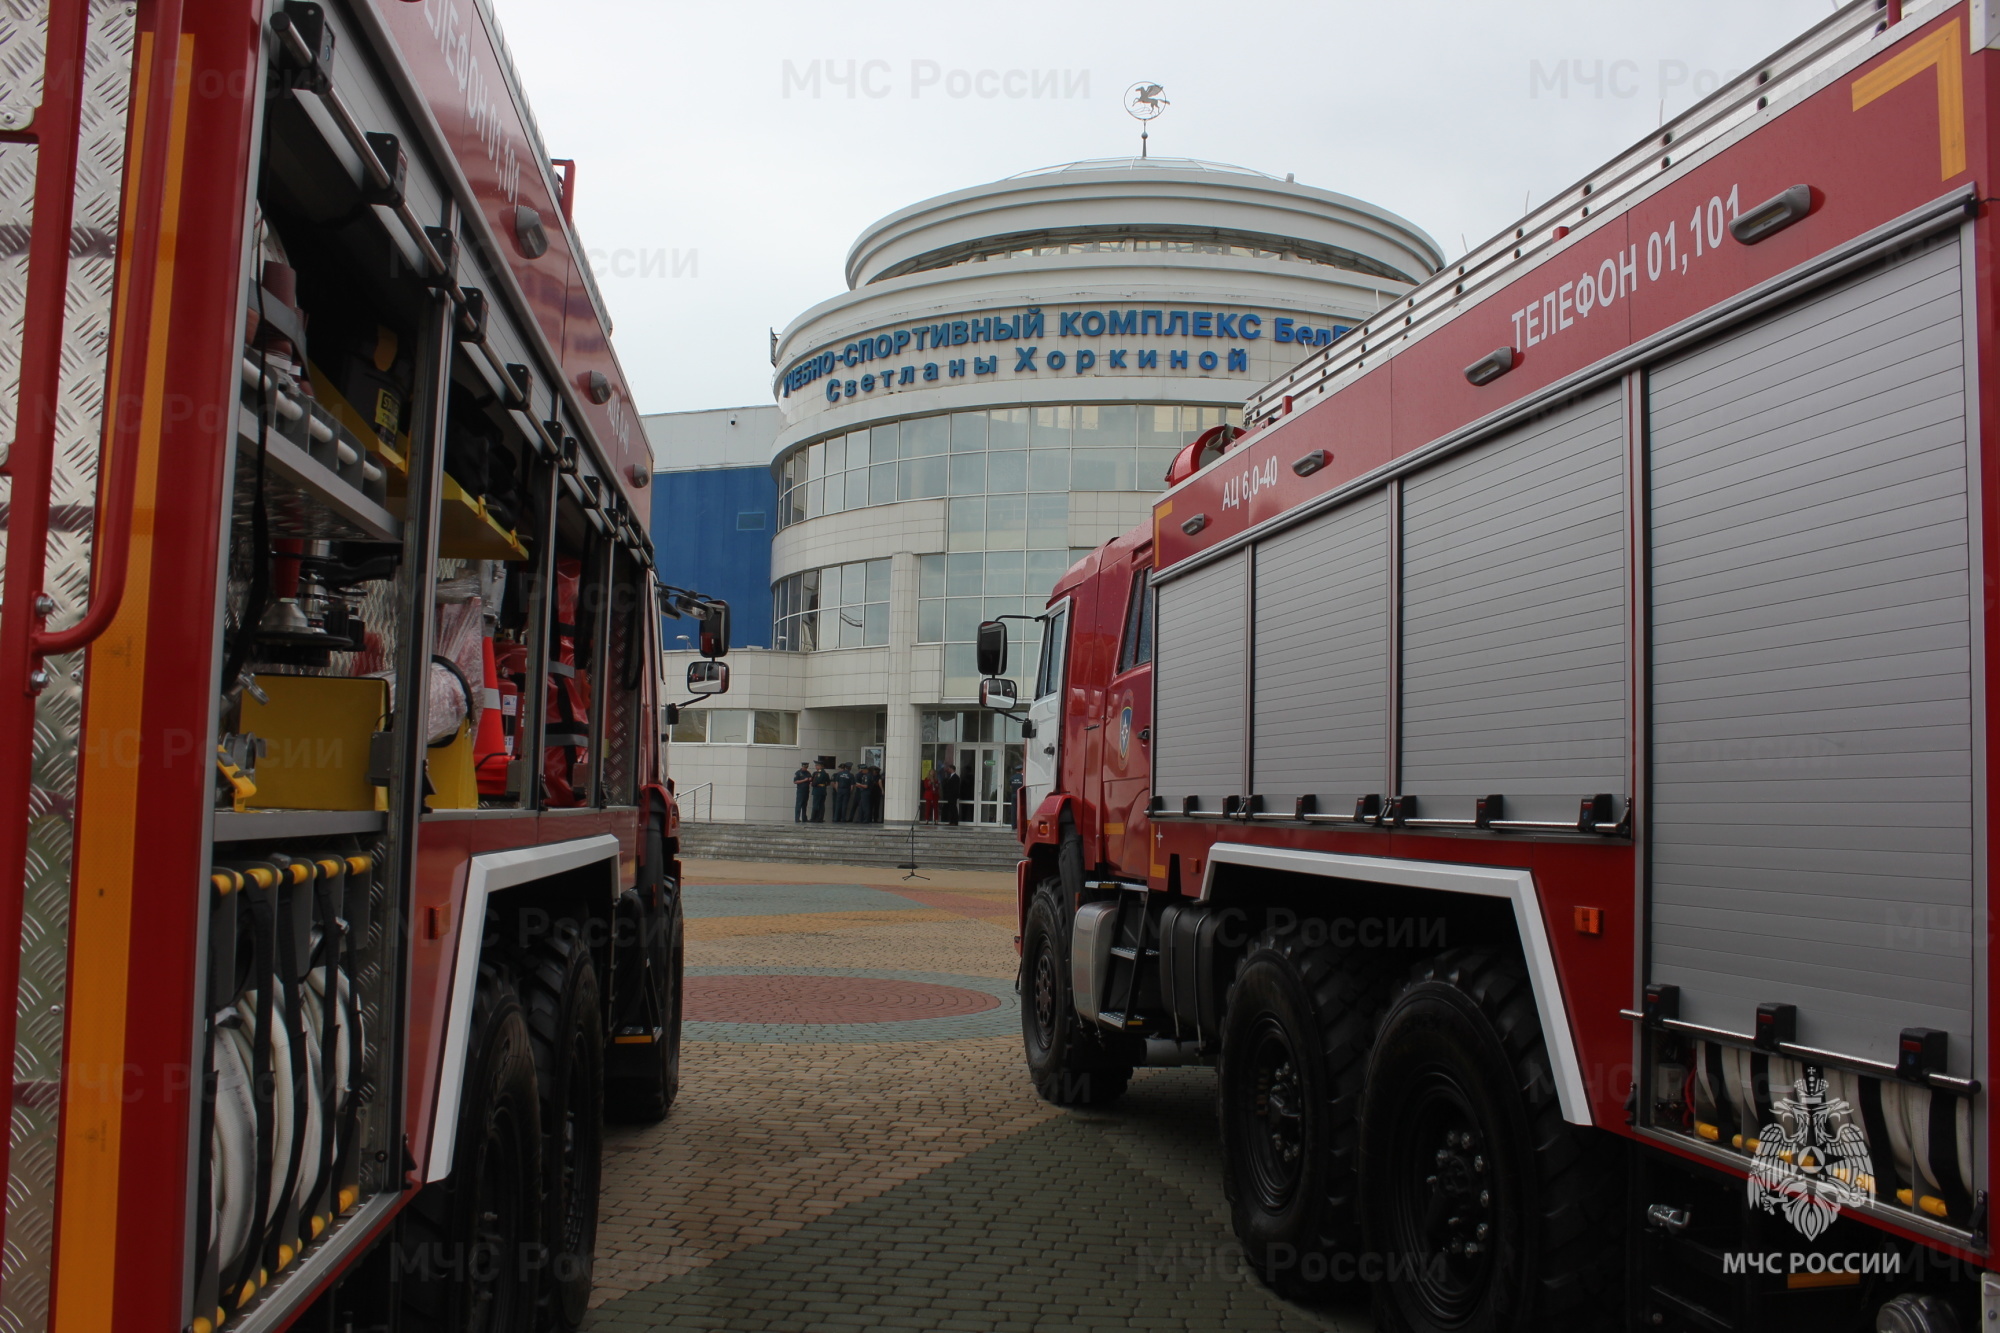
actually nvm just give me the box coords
[775,403,1239,528]
[772,558,891,652]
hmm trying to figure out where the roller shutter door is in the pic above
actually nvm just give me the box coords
[1251,493,1389,809]
[1152,551,1247,812]
[1399,386,1629,824]
[1646,231,1973,1074]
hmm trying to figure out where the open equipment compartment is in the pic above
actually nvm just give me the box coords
[192,2,577,1321]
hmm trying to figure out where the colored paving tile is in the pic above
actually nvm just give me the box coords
[684,908,961,941]
[588,861,1356,1330]
[682,881,935,918]
[587,1080,1366,1332]
[682,966,1018,1044]
[685,974,1001,1024]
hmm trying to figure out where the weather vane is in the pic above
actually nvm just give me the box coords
[1124,82,1168,159]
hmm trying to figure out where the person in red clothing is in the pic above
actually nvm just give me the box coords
[921,771,938,823]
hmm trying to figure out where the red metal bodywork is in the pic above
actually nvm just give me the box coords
[2,2,665,1327]
[1021,3,2000,1266]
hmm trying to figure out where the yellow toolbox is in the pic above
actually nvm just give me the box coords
[241,675,387,811]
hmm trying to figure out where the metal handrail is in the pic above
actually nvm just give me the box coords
[0,0,182,1283]
[1239,0,1908,431]
[679,782,714,823]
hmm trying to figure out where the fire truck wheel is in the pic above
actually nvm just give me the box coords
[522,924,603,1330]
[398,965,543,1333]
[1021,881,1130,1106]
[606,890,683,1123]
[1359,949,1618,1333]
[1218,924,1406,1300]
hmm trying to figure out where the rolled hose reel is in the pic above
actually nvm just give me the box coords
[1689,1040,1972,1218]
[208,960,360,1292]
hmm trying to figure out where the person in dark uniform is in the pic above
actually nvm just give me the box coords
[870,766,886,821]
[940,764,961,825]
[833,762,855,822]
[793,762,812,822]
[851,765,874,823]
[810,761,830,822]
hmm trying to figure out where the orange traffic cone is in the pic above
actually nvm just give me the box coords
[474,633,512,795]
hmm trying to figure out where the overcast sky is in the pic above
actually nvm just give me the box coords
[491,0,1841,415]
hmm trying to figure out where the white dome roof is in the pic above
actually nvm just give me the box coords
[1006,157,1282,180]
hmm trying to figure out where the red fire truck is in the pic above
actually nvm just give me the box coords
[984,2,2000,1328]
[0,1,722,1330]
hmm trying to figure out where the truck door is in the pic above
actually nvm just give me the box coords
[1101,564,1153,878]
[1024,601,1069,813]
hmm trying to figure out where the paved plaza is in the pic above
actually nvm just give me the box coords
[583,858,1374,1332]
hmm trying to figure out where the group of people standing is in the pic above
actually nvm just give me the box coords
[793,759,885,823]
[789,759,1026,826]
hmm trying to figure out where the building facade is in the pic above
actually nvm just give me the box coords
[645,405,781,650]
[661,158,1442,823]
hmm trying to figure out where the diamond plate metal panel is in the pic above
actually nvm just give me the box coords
[0,2,134,1329]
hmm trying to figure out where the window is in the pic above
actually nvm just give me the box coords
[736,510,766,530]
[772,404,1242,528]
[669,709,798,745]
[1035,607,1069,699]
[1117,567,1153,671]
[918,550,1072,698]
[669,708,706,743]
[771,558,890,651]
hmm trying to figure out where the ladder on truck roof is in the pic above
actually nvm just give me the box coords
[1244,0,1918,427]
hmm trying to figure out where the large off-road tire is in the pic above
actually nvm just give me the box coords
[606,888,682,1124]
[521,924,603,1330]
[1219,922,1407,1301]
[1360,948,1620,1333]
[398,965,542,1332]
[1021,878,1131,1106]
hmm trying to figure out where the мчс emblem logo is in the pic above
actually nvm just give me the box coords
[1746,1065,1873,1241]
[1118,705,1132,759]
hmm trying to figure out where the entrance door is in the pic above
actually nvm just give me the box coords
[951,743,1017,824]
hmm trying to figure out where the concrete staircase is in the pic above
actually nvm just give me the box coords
[676,819,1022,874]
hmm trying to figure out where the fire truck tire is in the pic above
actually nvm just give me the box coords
[398,965,543,1333]
[1021,880,1130,1106]
[606,890,683,1123]
[521,924,604,1330]
[1359,949,1619,1333]
[1217,923,1406,1300]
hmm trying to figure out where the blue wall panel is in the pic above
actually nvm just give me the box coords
[649,466,776,649]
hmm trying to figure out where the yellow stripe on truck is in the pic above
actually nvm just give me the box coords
[52,32,192,1333]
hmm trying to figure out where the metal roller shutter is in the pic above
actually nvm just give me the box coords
[1646,231,1974,1074]
[1251,493,1389,809]
[1152,551,1247,812]
[1398,386,1629,823]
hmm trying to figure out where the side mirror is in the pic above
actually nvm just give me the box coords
[663,702,680,725]
[698,601,730,658]
[686,659,729,695]
[976,619,1008,676]
[979,676,1017,711]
